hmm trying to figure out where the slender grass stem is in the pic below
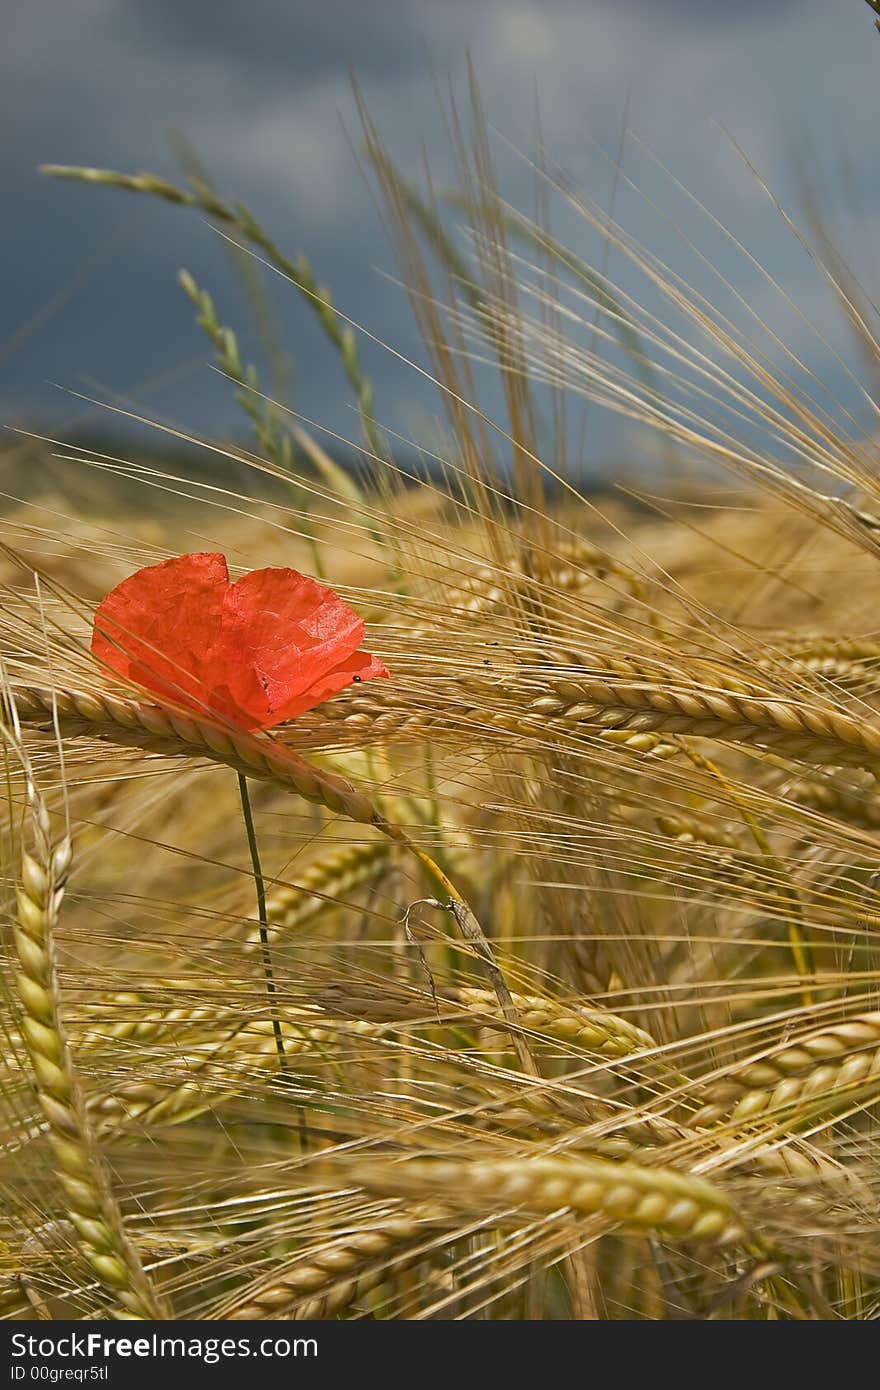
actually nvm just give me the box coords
[237,772,287,1073]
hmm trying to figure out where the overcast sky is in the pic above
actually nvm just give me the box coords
[4,0,879,472]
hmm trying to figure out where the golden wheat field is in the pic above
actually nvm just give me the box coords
[6,41,880,1322]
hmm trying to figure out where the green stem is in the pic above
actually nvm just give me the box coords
[237,772,287,1072]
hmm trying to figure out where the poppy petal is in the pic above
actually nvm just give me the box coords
[267,648,389,725]
[91,553,229,714]
[218,567,372,725]
[91,553,388,730]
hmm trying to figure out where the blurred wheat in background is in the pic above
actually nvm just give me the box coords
[5,7,880,1321]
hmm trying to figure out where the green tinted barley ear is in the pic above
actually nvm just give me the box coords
[40,165,382,459]
[178,270,296,473]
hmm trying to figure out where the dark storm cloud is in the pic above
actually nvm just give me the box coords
[2,0,878,461]
[108,0,807,90]
[113,0,444,84]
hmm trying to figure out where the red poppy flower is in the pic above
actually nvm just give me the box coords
[91,552,388,730]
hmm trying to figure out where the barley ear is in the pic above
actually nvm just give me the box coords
[330,1154,746,1247]
[224,1215,438,1320]
[6,727,167,1319]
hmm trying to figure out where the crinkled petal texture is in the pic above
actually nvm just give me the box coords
[91,552,388,729]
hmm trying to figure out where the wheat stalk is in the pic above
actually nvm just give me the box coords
[447,987,658,1056]
[82,986,658,1137]
[694,1013,880,1127]
[224,1213,441,1320]
[331,1154,745,1245]
[41,164,382,458]
[257,674,880,770]
[3,721,166,1319]
[78,984,655,1065]
[11,683,537,1074]
[88,1015,381,1130]
[24,672,880,778]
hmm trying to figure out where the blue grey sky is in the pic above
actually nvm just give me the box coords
[4,0,879,470]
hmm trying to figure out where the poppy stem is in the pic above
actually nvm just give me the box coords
[237,772,288,1074]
